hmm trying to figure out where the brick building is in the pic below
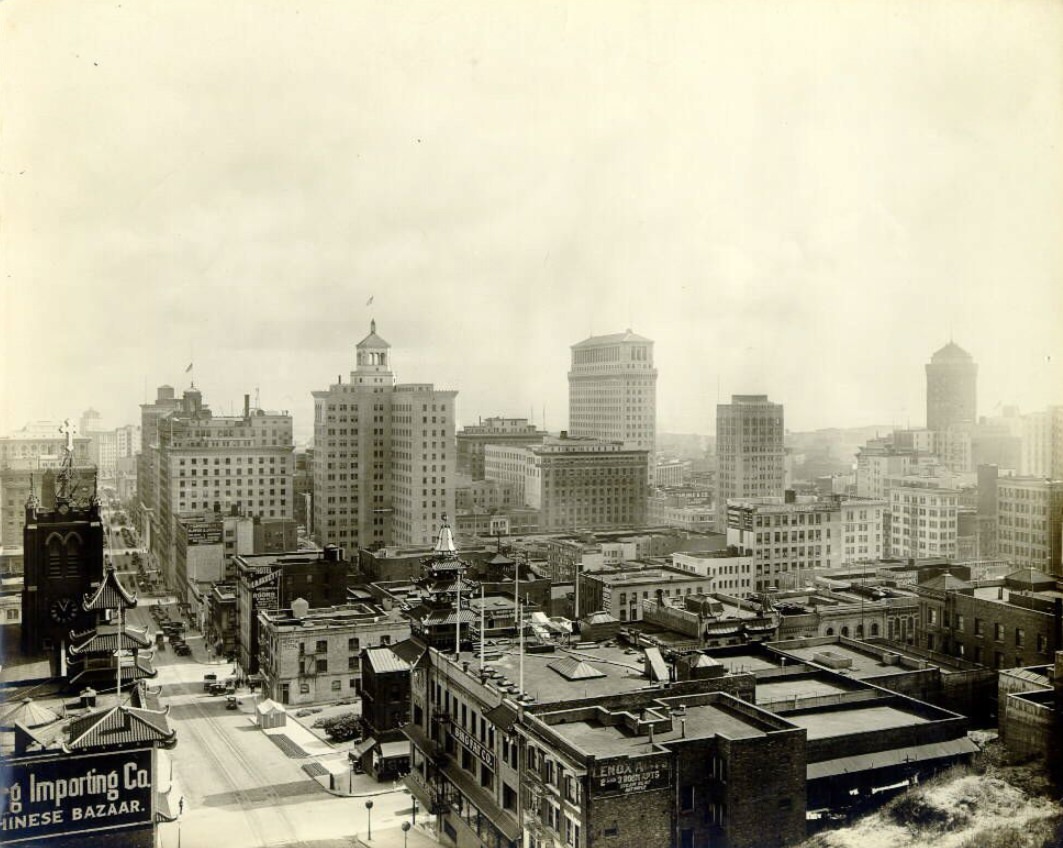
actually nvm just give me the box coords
[915,568,1062,668]
[257,598,410,706]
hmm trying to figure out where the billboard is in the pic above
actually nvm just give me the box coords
[0,747,154,845]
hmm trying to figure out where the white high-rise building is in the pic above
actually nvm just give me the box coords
[312,321,456,550]
[568,330,656,453]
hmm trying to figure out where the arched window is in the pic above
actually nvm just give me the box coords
[871,623,880,637]
[825,627,835,636]
[46,534,64,577]
[841,626,850,638]
[856,624,864,638]
[64,533,82,575]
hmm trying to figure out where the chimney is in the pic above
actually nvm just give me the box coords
[680,717,686,739]
[244,394,250,418]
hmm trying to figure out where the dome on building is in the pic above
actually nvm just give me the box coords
[930,342,973,363]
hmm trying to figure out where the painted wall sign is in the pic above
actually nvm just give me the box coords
[451,723,495,769]
[592,753,671,797]
[1,747,154,845]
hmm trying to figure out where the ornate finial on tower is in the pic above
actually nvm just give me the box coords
[25,474,40,512]
[56,419,78,505]
[433,515,457,556]
[370,319,376,334]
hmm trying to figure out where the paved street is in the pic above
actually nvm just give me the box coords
[144,611,425,847]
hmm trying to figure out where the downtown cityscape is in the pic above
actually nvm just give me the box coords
[3,2,1063,848]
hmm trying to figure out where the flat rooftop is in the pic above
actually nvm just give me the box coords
[788,704,928,740]
[756,677,850,704]
[548,700,769,757]
[445,643,676,705]
[773,643,921,679]
[708,653,782,674]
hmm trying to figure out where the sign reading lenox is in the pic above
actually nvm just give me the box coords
[1,748,154,844]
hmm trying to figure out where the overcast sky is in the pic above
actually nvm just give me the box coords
[3,0,1061,444]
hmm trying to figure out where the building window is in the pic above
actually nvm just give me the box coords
[995,623,1004,643]
[316,658,328,673]
[1015,628,1025,648]
[348,637,360,652]
[316,640,327,653]
[680,784,694,811]
[331,680,341,691]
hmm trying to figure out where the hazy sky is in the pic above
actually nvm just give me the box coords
[3,0,1062,444]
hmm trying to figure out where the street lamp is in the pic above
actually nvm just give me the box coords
[402,821,411,847]
[365,799,374,841]
[412,794,418,826]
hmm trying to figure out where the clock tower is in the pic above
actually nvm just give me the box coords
[21,419,105,660]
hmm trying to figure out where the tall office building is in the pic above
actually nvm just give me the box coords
[312,321,456,551]
[141,386,294,588]
[568,330,657,452]
[715,395,785,532]
[926,342,977,431]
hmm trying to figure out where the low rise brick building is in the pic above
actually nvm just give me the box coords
[257,598,410,706]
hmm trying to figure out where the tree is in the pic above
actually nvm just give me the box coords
[319,712,361,742]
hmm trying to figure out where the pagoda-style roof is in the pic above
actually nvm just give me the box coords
[65,702,175,751]
[411,607,477,627]
[69,624,152,656]
[83,563,138,612]
[67,654,158,687]
[0,698,60,730]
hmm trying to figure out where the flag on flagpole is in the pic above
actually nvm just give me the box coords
[366,295,374,306]
[185,362,193,373]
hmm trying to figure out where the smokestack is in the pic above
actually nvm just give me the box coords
[244,394,250,418]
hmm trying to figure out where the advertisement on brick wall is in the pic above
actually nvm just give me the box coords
[1,747,154,845]
[592,753,671,797]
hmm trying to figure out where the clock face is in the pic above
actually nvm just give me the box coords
[49,596,79,624]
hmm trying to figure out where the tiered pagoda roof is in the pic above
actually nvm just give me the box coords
[65,702,175,751]
[83,562,138,612]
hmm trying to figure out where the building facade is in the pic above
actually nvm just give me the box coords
[525,436,649,532]
[257,599,410,706]
[996,477,1063,575]
[726,495,887,592]
[312,321,456,551]
[715,396,785,532]
[456,418,547,480]
[568,330,657,453]
[149,388,294,588]
[888,481,959,560]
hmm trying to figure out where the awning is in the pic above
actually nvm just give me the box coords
[352,736,376,758]
[380,740,410,759]
[807,737,979,781]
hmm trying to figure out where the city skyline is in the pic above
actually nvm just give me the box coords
[4,0,1062,442]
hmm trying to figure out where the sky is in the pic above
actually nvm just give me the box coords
[3,0,1062,445]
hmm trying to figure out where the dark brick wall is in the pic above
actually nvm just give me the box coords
[717,733,806,848]
[589,787,673,848]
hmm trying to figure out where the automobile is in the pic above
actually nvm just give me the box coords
[208,682,227,695]
[225,695,238,710]
[203,674,218,692]
[174,645,192,657]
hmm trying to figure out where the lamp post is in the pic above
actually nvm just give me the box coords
[402,821,411,847]
[365,799,374,841]
[412,794,418,826]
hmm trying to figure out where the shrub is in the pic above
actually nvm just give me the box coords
[319,712,361,741]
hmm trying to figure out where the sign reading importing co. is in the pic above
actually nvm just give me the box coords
[1,748,154,844]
